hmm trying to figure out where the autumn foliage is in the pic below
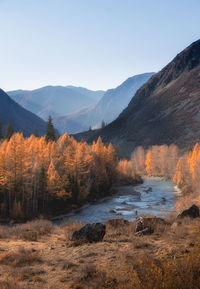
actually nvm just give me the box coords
[131,143,200,199]
[0,133,118,219]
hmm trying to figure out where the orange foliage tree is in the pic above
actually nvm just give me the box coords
[0,133,118,219]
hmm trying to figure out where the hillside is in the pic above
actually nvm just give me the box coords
[54,73,154,134]
[74,40,200,157]
[8,86,104,121]
[0,89,46,136]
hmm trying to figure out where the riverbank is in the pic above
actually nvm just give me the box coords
[54,177,179,225]
[0,177,142,225]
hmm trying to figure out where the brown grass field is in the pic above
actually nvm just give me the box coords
[0,217,199,289]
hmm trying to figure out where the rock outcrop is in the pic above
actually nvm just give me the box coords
[135,216,170,235]
[177,205,200,219]
[106,218,129,227]
[72,223,106,243]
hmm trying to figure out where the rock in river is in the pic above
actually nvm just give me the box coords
[72,223,106,243]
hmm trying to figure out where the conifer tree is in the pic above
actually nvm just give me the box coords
[101,120,106,129]
[5,122,14,140]
[38,166,47,210]
[45,116,56,142]
[0,120,3,140]
[34,129,39,137]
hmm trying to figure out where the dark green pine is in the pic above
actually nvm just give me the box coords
[45,116,56,142]
[5,121,14,140]
[0,120,3,140]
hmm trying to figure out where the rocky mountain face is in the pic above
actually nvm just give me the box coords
[8,86,104,121]
[74,40,200,157]
[0,89,46,136]
[54,73,154,134]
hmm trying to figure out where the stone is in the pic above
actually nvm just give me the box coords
[106,218,129,227]
[135,216,170,233]
[72,223,106,243]
[177,205,200,219]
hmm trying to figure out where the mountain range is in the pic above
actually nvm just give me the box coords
[74,39,200,157]
[0,89,46,136]
[8,86,104,120]
[54,73,154,134]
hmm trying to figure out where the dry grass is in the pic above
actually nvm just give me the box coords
[0,247,41,267]
[62,222,84,246]
[0,219,53,241]
[117,249,200,289]
[70,264,118,289]
[0,279,23,289]
[0,217,199,288]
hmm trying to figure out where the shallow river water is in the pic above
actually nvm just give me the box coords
[60,177,180,224]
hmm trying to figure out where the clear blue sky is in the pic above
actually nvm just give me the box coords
[0,0,199,91]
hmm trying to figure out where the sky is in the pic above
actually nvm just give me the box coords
[0,0,200,91]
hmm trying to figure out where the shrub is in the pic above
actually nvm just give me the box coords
[0,219,53,241]
[0,247,40,267]
[63,222,83,242]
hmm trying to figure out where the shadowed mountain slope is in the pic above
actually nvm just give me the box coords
[0,89,46,136]
[74,40,200,157]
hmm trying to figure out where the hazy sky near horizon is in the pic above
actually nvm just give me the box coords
[0,0,200,91]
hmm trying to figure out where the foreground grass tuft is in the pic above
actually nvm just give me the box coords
[0,219,53,241]
[0,247,41,267]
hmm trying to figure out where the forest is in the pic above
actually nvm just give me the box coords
[0,130,141,220]
[130,144,200,199]
[1,116,200,221]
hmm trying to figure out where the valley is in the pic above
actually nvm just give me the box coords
[57,177,179,225]
[0,8,200,287]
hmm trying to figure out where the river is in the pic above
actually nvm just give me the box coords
[58,177,180,224]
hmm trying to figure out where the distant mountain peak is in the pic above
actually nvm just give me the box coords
[53,72,154,134]
[7,86,104,121]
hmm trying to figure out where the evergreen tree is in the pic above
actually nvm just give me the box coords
[68,175,79,203]
[0,121,3,140]
[45,116,56,142]
[5,122,14,140]
[101,120,106,129]
[38,166,47,210]
[33,129,39,137]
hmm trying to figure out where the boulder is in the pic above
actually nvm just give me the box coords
[135,227,152,236]
[72,223,106,243]
[106,218,129,227]
[177,205,200,219]
[135,216,170,233]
